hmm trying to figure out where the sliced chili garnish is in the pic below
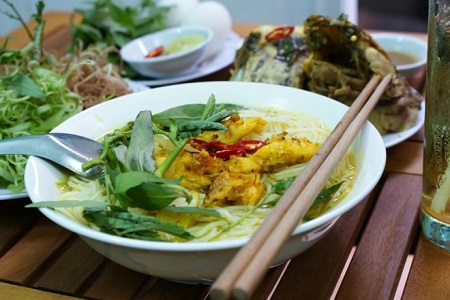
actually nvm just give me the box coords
[265,26,295,42]
[145,45,164,58]
[189,139,266,159]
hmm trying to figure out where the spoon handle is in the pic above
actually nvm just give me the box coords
[0,134,54,156]
[0,134,103,179]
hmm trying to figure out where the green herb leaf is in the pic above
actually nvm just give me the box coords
[272,177,344,206]
[152,98,241,129]
[7,74,45,99]
[164,206,223,219]
[26,200,108,209]
[312,181,344,206]
[127,110,155,173]
[272,177,295,194]
[70,0,169,52]
[83,205,195,241]
[112,171,188,210]
[153,104,213,127]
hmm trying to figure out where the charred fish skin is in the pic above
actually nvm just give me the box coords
[230,26,310,88]
[303,14,422,135]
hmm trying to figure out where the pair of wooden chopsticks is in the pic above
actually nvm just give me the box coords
[209,74,393,300]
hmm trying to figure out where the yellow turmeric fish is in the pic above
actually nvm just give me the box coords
[156,116,320,207]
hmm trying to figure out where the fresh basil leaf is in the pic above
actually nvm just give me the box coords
[8,74,45,99]
[112,171,184,210]
[83,206,195,240]
[113,171,180,194]
[312,181,344,206]
[25,200,109,209]
[177,120,227,139]
[272,177,295,194]
[108,2,135,28]
[201,94,217,120]
[164,206,223,219]
[153,103,210,127]
[178,120,227,133]
[74,23,103,42]
[272,178,344,206]
[205,110,236,123]
[123,182,184,210]
[127,110,155,173]
[112,144,129,171]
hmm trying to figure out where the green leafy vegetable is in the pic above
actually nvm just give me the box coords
[71,0,168,49]
[0,0,82,192]
[83,206,195,241]
[6,73,45,99]
[111,170,191,210]
[164,206,224,219]
[69,0,169,77]
[312,181,344,206]
[127,111,155,173]
[27,200,195,241]
[271,177,344,210]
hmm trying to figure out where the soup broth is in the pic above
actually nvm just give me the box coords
[387,51,417,66]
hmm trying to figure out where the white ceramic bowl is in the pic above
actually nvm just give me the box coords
[371,33,427,79]
[120,26,213,78]
[24,82,386,283]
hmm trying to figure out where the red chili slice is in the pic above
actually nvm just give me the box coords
[145,45,164,58]
[265,26,295,41]
[189,139,266,159]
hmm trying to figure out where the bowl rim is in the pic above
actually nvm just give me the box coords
[120,25,213,63]
[25,81,386,253]
[371,32,427,71]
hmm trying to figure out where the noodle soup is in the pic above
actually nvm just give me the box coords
[56,105,357,242]
[24,81,385,281]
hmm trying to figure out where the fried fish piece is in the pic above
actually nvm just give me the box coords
[230,25,310,88]
[250,137,320,173]
[198,114,267,144]
[205,171,264,207]
[302,14,422,134]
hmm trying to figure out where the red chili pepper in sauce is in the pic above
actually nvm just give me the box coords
[265,26,295,41]
[190,139,266,159]
[145,45,164,58]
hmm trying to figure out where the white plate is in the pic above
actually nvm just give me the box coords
[383,98,424,148]
[131,32,242,87]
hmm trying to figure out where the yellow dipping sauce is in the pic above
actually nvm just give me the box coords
[165,35,205,54]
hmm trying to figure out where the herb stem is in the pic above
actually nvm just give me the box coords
[154,137,190,178]
[1,0,34,40]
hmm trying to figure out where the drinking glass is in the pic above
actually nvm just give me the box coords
[421,0,450,250]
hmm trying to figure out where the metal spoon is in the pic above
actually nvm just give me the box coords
[0,133,103,179]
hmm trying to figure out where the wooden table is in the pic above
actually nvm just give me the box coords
[1,12,450,300]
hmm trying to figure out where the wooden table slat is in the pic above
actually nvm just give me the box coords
[270,184,380,300]
[337,173,422,299]
[0,199,39,255]
[33,238,105,294]
[0,216,72,284]
[81,260,152,299]
[402,235,450,300]
[386,141,423,175]
[0,281,81,300]
[140,279,210,300]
